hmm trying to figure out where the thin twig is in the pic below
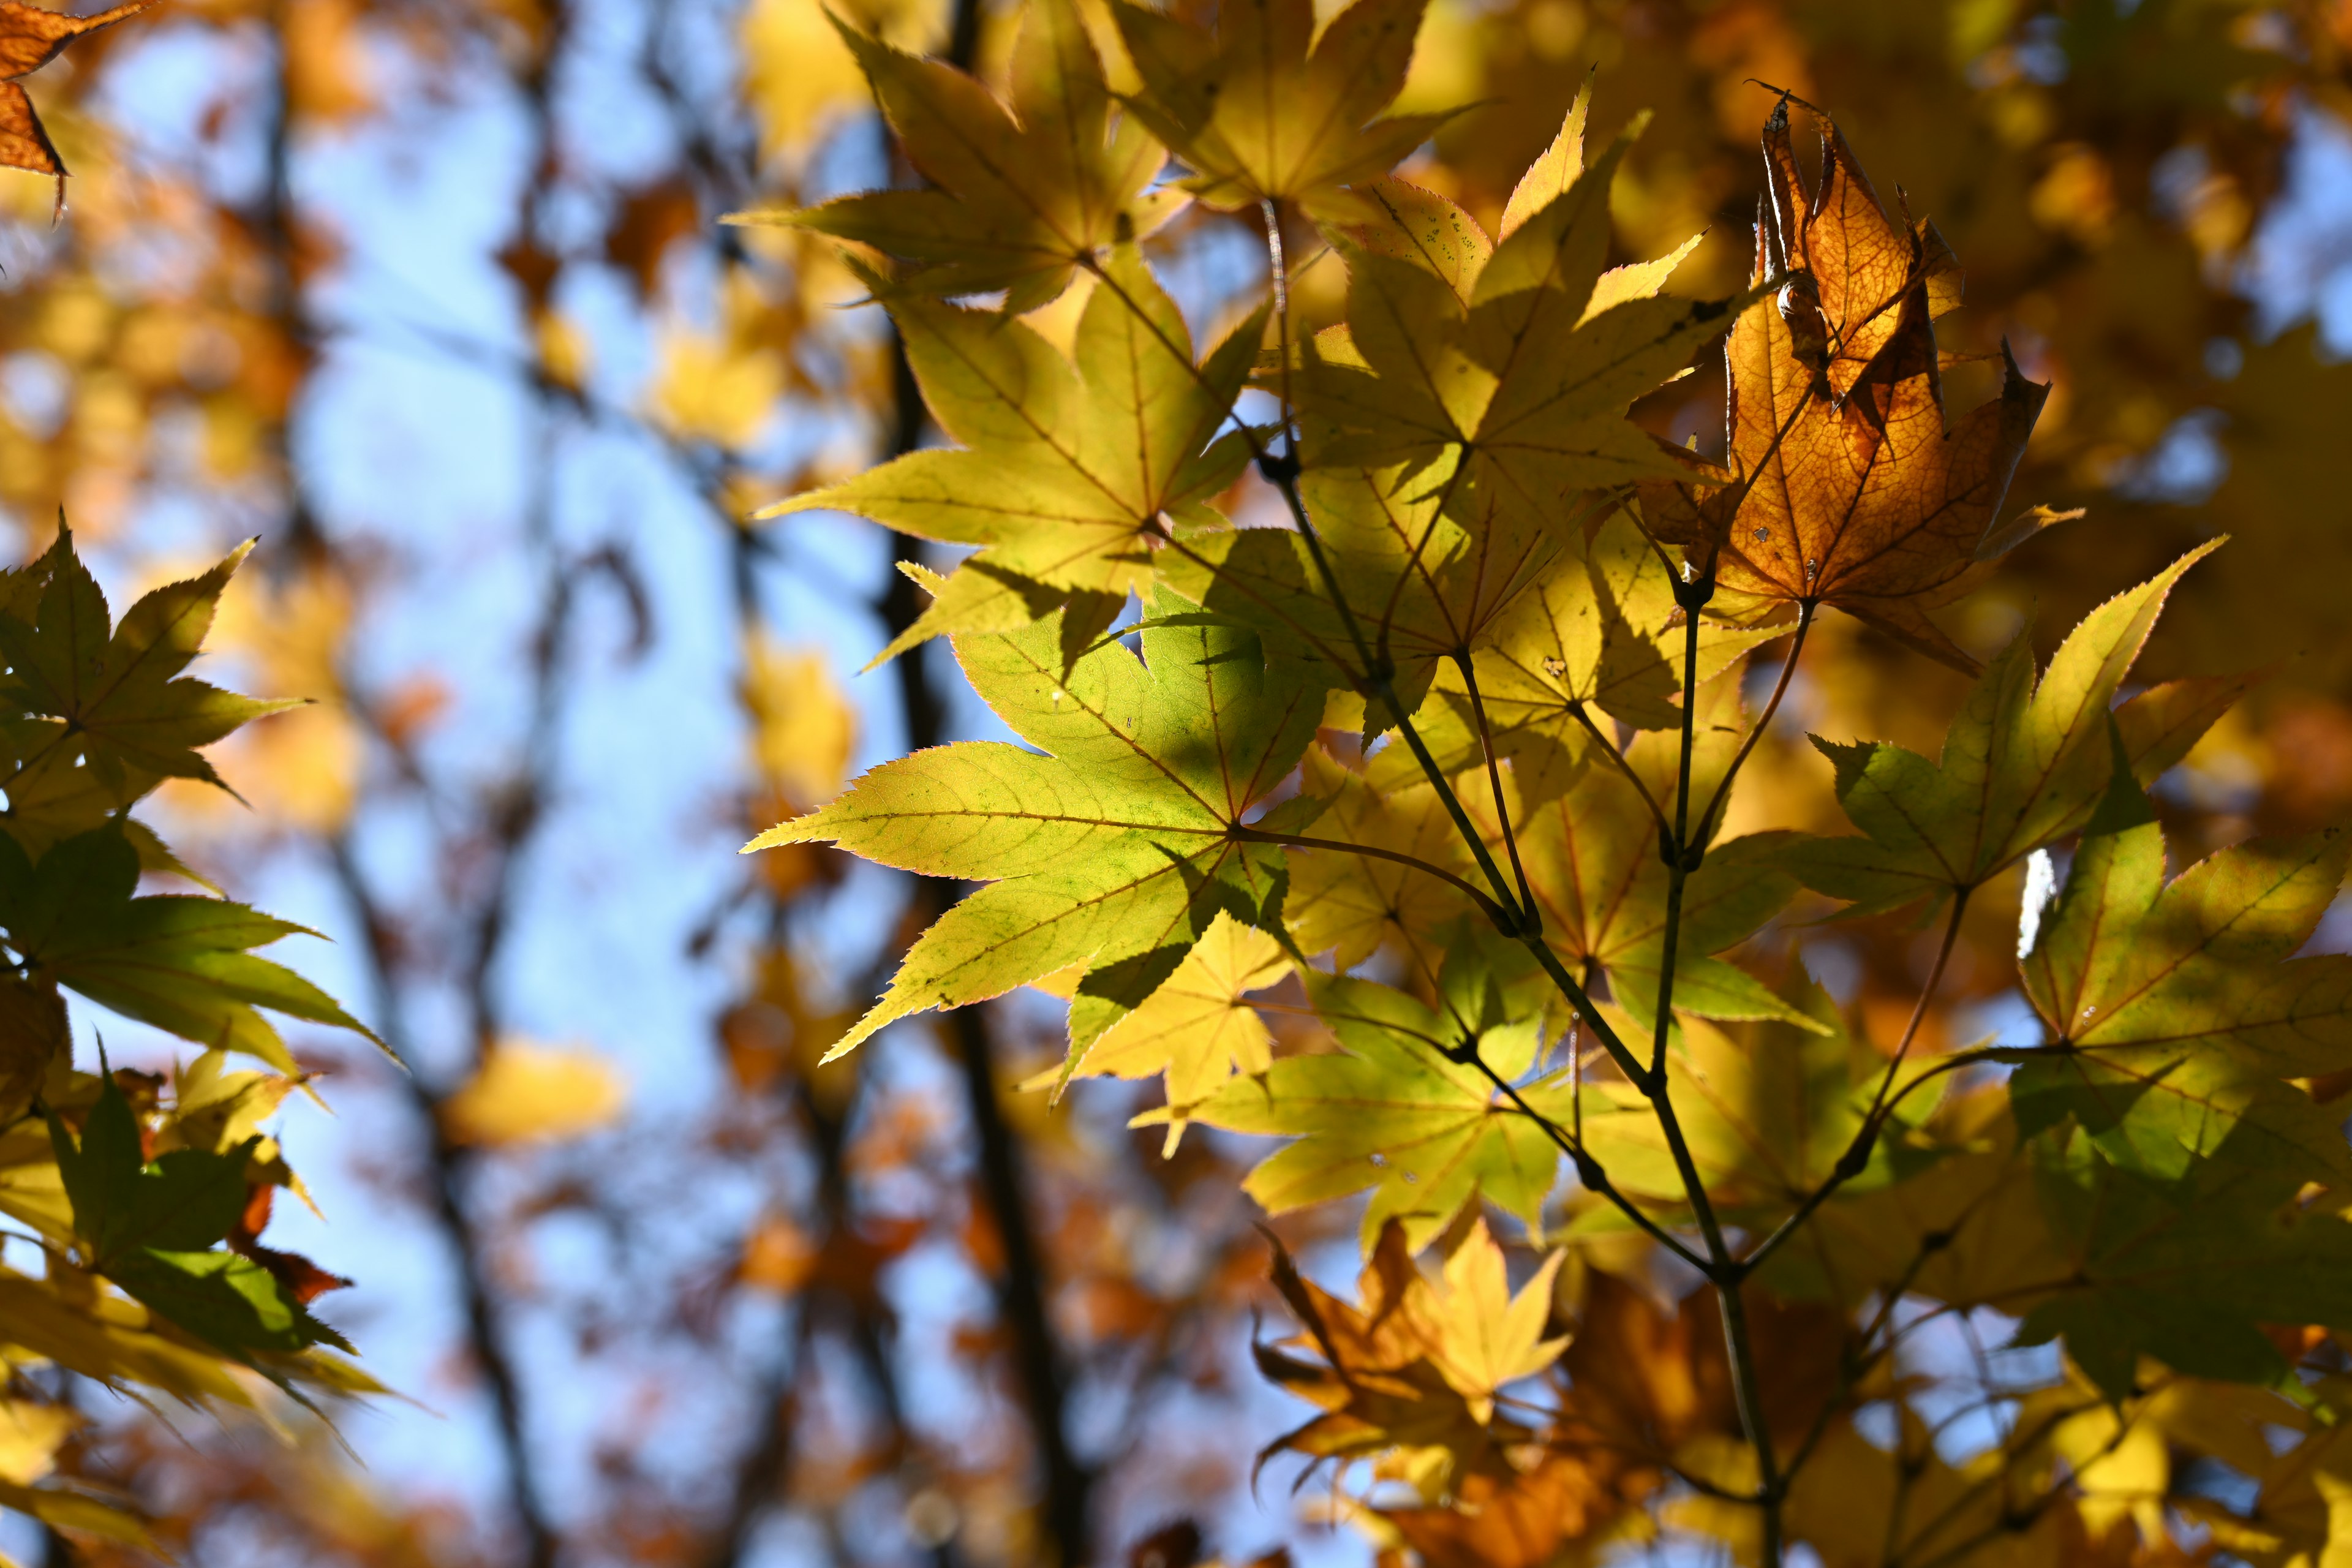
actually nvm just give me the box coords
[1566,699,1673,841]
[1692,599,1816,848]
[1234,826,1515,929]
[1454,1047,1710,1273]
[1739,892,1973,1275]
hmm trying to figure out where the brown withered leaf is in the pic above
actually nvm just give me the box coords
[1379,1453,1627,1568]
[0,0,153,214]
[1643,101,2060,673]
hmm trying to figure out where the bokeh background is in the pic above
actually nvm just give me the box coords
[10,0,2352,1562]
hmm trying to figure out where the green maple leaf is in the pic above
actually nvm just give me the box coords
[0,826,379,1074]
[748,602,1321,1058]
[1161,453,1556,725]
[1276,507,1769,802]
[1177,972,1557,1249]
[765,249,1262,669]
[2015,1129,2352,1400]
[1789,540,2242,916]
[2009,738,2352,1184]
[1109,0,1453,214]
[734,0,1178,312]
[1283,749,1481,972]
[0,530,290,819]
[49,1072,348,1355]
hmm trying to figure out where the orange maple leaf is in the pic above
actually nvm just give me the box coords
[1644,99,2066,673]
[0,0,153,216]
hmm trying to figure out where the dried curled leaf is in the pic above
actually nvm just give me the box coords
[0,0,151,214]
[1642,103,2060,672]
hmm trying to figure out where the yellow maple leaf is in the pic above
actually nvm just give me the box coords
[1074,910,1288,1148]
[1409,1215,1568,1423]
[740,0,947,162]
[1110,0,1456,216]
[0,1400,74,1487]
[648,330,783,450]
[440,1041,628,1147]
[742,638,858,806]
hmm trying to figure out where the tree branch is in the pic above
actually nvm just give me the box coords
[1454,650,1542,934]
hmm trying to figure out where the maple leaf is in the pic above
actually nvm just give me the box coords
[1642,104,2060,673]
[2012,1131,2352,1400]
[1180,973,1555,1248]
[747,603,1319,1058]
[0,530,293,831]
[1788,541,2237,917]
[1506,712,1814,1035]
[764,251,1261,669]
[1758,1087,2068,1315]
[2009,745,2352,1185]
[1291,121,1738,514]
[1408,1215,1569,1424]
[1378,1452,1630,1568]
[1254,1221,1511,1488]
[1457,509,1779,800]
[735,0,1178,312]
[1254,1218,1561,1494]
[1167,123,1752,720]
[1783,1418,2080,1568]
[1283,747,1480,972]
[1162,453,1562,725]
[1109,0,1452,216]
[48,1073,349,1355]
[0,826,381,1075]
[0,0,152,216]
[1060,908,1289,1150]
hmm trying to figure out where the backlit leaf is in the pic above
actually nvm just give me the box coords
[750,603,1319,1058]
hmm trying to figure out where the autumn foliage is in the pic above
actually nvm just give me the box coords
[9,0,2352,1563]
[748,0,2352,1562]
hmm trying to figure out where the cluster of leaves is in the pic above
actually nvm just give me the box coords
[753,1,2352,1561]
[15,0,2352,1555]
[0,528,377,1545]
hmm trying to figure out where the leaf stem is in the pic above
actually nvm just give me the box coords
[1448,1041,1711,1273]
[1231,824,1512,929]
[1649,576,1709,1080]
[1692,598,1815,849]
[1566,699,1674,843]
[1738,889,1972,1275]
